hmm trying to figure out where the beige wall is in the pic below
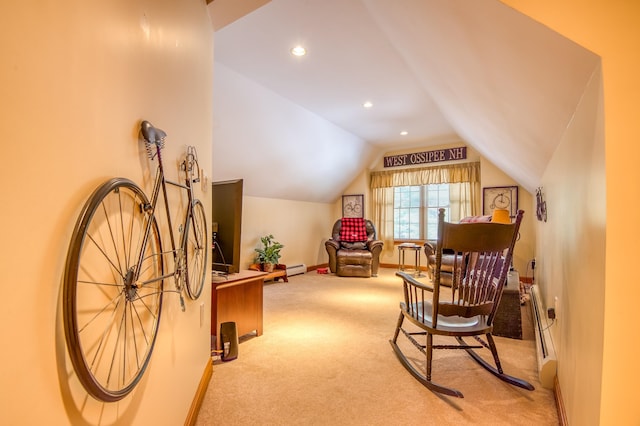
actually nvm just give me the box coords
[481,157,535,276]
[504,1,638,424]
[539,67,605,424]
[0,1,213,424]
[240,196,335,269]
[338,168,371,219]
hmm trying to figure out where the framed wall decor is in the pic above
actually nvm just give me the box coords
[342,194,364,218]
[483,186,519,218]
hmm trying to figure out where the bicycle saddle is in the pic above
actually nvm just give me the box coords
[140,120,166,145]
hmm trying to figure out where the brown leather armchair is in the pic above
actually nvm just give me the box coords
[423,242,456,286]
[325,219,383,277]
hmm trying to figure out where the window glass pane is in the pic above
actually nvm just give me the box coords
[409,189,420,206]
[399,191,408,208]
[427,190,436,207]
[394,186,420,239]
[438,184,450,207]
[423,183,449,240]
[394,183,451,240]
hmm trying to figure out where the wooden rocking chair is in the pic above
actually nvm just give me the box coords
[389,208,534,398]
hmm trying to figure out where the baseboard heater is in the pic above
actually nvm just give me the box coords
[530,284,557,389]
[286,264,307,277]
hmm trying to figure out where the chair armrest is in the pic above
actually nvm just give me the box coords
[423,240,436,257]
[366,239,384,251]
[325,239,340,251]
[325,239,340,273]
[395,271,434,293]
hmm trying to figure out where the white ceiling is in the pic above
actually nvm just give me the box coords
[210,0,599,202]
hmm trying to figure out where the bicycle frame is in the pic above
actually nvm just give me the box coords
[134,139,202,300]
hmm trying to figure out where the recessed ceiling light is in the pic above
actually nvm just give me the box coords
[291,46,307,56]
[363,101,373,108]
[400,131,408,136]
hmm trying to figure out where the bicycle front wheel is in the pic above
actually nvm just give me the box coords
[63,178,164,402]
[185,199,208,300]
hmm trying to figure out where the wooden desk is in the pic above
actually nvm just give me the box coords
[211,270,266,350]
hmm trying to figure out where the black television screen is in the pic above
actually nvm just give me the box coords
[211,179,243,274]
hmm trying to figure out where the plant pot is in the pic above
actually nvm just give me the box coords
[263,263,275,273]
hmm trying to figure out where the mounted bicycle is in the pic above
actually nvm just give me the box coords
[63,120,208,402]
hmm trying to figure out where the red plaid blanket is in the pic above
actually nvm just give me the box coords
[339,217,368,242]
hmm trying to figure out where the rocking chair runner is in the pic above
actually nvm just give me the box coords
[389,208,534,398]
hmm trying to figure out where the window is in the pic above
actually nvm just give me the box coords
[371,162,479,247]
[394,183,450,240]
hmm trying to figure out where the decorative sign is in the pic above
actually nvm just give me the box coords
[383,146,467,168]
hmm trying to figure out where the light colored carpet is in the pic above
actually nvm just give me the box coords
[196,268,558,426]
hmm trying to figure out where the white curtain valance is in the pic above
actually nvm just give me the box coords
[370,161,480,188]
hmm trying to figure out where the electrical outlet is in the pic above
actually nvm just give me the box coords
[200,303,205,328]
[554,296,559,319]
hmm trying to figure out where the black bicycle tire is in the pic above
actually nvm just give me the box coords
[184,199,208,300]
[63,177,164,402]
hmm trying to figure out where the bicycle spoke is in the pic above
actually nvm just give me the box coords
[106,302,127,391]
[85,232,125,279]
[128,302,141,384]
[78,280,123,287]
[131,296,156,347]
[77,289,124,335]
[86,293,124,386]
[101,200,126,279]
[133,289,161,319]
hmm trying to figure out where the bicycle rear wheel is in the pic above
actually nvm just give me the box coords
[185,199,208,300]
[63,178,164,402]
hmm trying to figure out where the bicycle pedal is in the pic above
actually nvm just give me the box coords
[179,295,185,312]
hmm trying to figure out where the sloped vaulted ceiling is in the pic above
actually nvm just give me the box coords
[211,0,599,201]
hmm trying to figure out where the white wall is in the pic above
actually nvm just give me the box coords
[212,62,374,203]
[538,66,606,425]
[241,196,334,269]
[0,1,213,424]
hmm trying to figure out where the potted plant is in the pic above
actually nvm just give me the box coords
[254,234,284,272]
